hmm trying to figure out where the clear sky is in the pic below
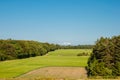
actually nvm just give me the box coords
[0,0,120,45]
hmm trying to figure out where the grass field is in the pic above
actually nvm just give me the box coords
[47,49,92,56]
[0,49,91,78]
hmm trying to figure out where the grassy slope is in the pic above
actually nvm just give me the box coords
[0,49,91,78]
[47,49,92,56]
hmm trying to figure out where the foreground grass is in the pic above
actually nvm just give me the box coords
[0,56,89,78]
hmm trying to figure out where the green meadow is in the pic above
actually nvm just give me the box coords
[0,49,91,78]
[47,49,92,56]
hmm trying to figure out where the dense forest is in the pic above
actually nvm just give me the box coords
[0,39,58,61]
[0,39,93,61]
[87,35,120,78]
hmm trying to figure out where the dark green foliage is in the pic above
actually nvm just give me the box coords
[112,36,120,76]
[0,53,6,61]
[77,52,89,56]
[87,35,120,78]
[0,39,58,61]
[60,45,94,49]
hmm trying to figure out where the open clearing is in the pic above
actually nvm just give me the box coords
[18,67,87,80]
[0,56,89,78]
[0,49,91,79]
[47,49,92,56]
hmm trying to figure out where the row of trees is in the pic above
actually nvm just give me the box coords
[0,39,93,61]
[0,39,58,61]
[60,45,93,49]
[87,35,120,78]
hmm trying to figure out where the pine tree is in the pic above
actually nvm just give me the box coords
[87,35,120,77]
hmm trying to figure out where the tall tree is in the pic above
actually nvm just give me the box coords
[87,35,120,77]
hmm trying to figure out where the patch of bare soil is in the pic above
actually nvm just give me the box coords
[17,67,87,80]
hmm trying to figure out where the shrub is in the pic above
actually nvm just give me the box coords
[77,52,89,56]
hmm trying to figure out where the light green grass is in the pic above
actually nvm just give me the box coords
[47,49,92,56]
[0,49,91,78]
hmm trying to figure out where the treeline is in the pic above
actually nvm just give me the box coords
[0,39,58,61]
[60,45,94,49]
[0,39,93,61]
[87,35,120,78]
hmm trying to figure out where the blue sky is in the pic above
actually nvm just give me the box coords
[0,0,120,45]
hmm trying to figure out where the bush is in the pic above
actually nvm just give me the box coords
[0,53,6,61]
[77,52,89,56]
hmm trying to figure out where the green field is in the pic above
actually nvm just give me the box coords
[47,49,92,56]
[0,49,91,78]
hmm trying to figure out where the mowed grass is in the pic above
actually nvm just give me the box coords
[0,49,91,78]
[47,49,92,56]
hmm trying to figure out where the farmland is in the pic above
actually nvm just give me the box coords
[0,49,91,79]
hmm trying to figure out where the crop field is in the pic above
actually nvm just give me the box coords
[0,49,91,79]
